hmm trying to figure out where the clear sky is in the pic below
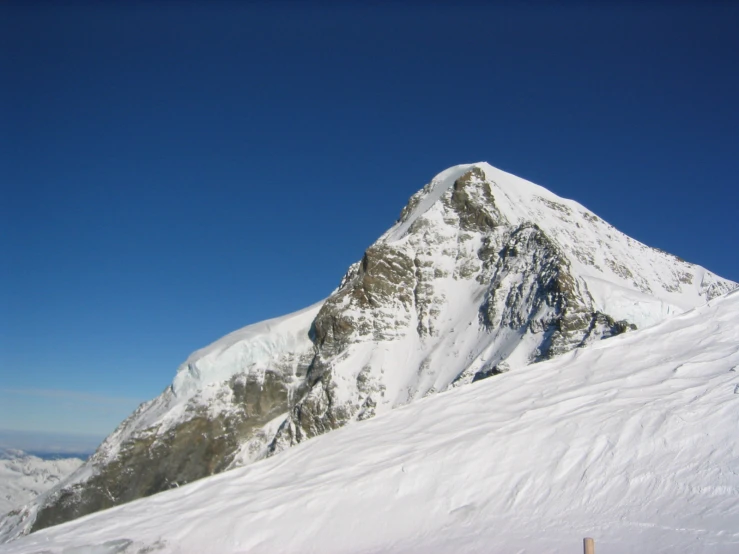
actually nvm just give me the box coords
[1,1,738,450]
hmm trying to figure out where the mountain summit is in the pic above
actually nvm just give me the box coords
[2,162,735,541]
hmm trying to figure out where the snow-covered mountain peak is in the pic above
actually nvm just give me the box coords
[2,161,735,544]
[383,161,731,329]
[384,161,576,243]
[383,162,483,242]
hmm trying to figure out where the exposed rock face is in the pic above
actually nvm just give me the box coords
[3,162,736,542]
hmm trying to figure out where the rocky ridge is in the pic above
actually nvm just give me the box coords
[1,162,735,542]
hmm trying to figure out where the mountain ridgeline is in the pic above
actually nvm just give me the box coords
[1,162,735,542]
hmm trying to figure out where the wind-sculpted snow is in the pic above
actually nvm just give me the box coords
[2,290,738,553]
[2,162,735,541]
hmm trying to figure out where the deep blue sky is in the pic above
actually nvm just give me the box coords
[1,1,737,448]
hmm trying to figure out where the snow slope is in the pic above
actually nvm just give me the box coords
[3,290,738,554]
[0,451,82,517]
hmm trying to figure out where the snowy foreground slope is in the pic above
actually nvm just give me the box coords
[3,291,738,554]
[0,451,82,516]
[2,162,735,540]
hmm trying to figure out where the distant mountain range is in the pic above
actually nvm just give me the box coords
[0,449,82,517]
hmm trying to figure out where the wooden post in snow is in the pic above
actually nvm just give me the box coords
[583,537,595,554]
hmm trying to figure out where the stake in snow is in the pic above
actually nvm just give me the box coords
[0,162,736,547]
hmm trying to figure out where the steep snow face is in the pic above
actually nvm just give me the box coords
[2,162,735,542]
[0,451,82,516]
[3,290,738,554]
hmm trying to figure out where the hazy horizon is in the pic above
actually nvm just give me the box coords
[0,429,102,458]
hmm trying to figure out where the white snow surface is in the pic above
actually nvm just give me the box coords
[3,290,738,554]
[0,452,83,516]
